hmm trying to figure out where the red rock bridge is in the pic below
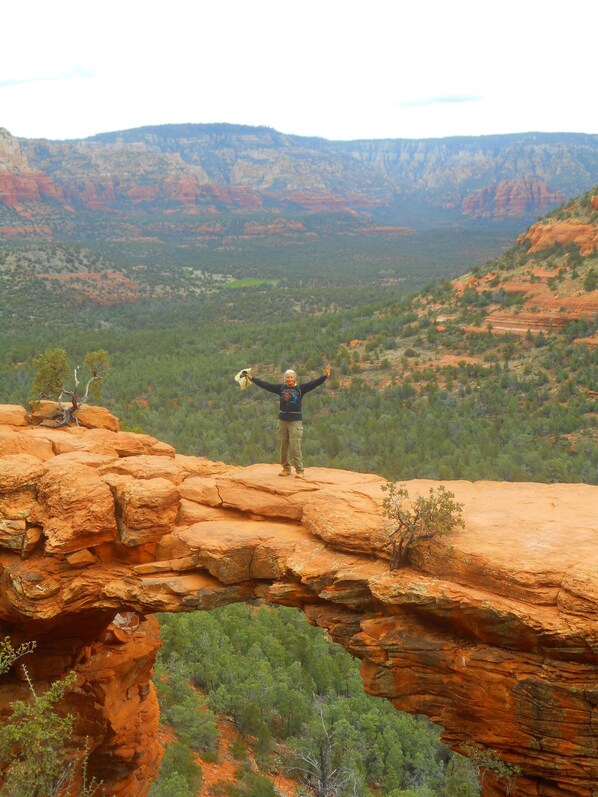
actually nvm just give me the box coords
[0,406,596,796]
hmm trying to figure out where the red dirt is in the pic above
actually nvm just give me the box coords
[158,713,299,796]
[37,270,145,305]
[199,717,299,796]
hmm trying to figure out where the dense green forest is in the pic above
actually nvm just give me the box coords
[150,605,480,797]
[0,278,595,484]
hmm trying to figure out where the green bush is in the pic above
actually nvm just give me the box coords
[148,771,195,797]
[148,742,202,796]
[382,483,464,568]
[583,268,597,291]
[0,637,100,797]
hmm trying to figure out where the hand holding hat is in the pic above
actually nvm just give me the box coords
[234,368,253,390]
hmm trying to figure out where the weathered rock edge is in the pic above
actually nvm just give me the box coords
[0,411,596,796]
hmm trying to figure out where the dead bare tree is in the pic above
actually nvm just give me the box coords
[285,697,361,797]
[31,348,110,427]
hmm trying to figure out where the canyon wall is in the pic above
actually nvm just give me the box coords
[3,126,598,228]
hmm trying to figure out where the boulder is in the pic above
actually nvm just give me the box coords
[37,463,118,553]
[0,405,28,426]
[74,404,120,432]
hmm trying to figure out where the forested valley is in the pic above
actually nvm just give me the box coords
[150,605,481,796]
[1,268,596,485]
[0,189,596,795]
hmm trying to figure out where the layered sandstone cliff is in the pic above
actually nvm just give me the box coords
[519,218,598,257]
[0,128,66,212]
[0,405,596,796]
[461,179,564,219]
[2,126,597,227]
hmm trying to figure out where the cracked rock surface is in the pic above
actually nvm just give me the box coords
[0,409,596,796]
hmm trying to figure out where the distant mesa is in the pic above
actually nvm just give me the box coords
[461,179,565,218]
[2,126,598,235]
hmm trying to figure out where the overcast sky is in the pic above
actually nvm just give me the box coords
[2,0,596,142]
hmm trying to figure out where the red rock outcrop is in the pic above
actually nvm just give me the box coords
[280,190,382,214]
[58,178,264,212]
[0,129,66,212]
[519,220,598,257]
[0,173,65,211]
[240,218,306,237]
[453,270,598,337]
[462,180,565,219]
[0,410,596,796]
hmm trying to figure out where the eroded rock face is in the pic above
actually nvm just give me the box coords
[0,412,596,796]
[519,219,598,257]
[4,127,598,228]
[462,179,564,219]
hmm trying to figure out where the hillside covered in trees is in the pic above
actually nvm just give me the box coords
[150,605,482,797]
[1,187,596,485]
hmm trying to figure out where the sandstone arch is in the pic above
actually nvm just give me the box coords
[0,408,596,796]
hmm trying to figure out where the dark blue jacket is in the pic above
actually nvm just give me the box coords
[252,375,327,421]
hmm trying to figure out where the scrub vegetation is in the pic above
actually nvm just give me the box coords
[151,605,480,797]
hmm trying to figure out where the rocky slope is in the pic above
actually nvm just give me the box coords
[0,405,596,795]
[2,126,598,237]
[336,187,598,425]
[450,187,598,339]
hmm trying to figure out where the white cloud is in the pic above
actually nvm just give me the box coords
[399,96,484,109]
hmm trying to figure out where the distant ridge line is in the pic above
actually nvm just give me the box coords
[24,123,598,147]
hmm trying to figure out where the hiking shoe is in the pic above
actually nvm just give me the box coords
[295,472,305,479]
[279,469,292,477]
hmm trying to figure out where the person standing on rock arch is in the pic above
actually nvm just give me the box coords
[247,364,331,479]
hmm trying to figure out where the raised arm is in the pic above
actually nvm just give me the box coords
[300,365,331,395]
[249,374,282,395]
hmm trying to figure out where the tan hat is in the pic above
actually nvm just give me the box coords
[234,368,253,390]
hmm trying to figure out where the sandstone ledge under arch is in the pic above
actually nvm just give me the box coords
[0,412,596,796]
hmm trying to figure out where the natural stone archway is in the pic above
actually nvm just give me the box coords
[0,407,596,796]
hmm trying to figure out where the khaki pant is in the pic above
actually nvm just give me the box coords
[278,420,304,473]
